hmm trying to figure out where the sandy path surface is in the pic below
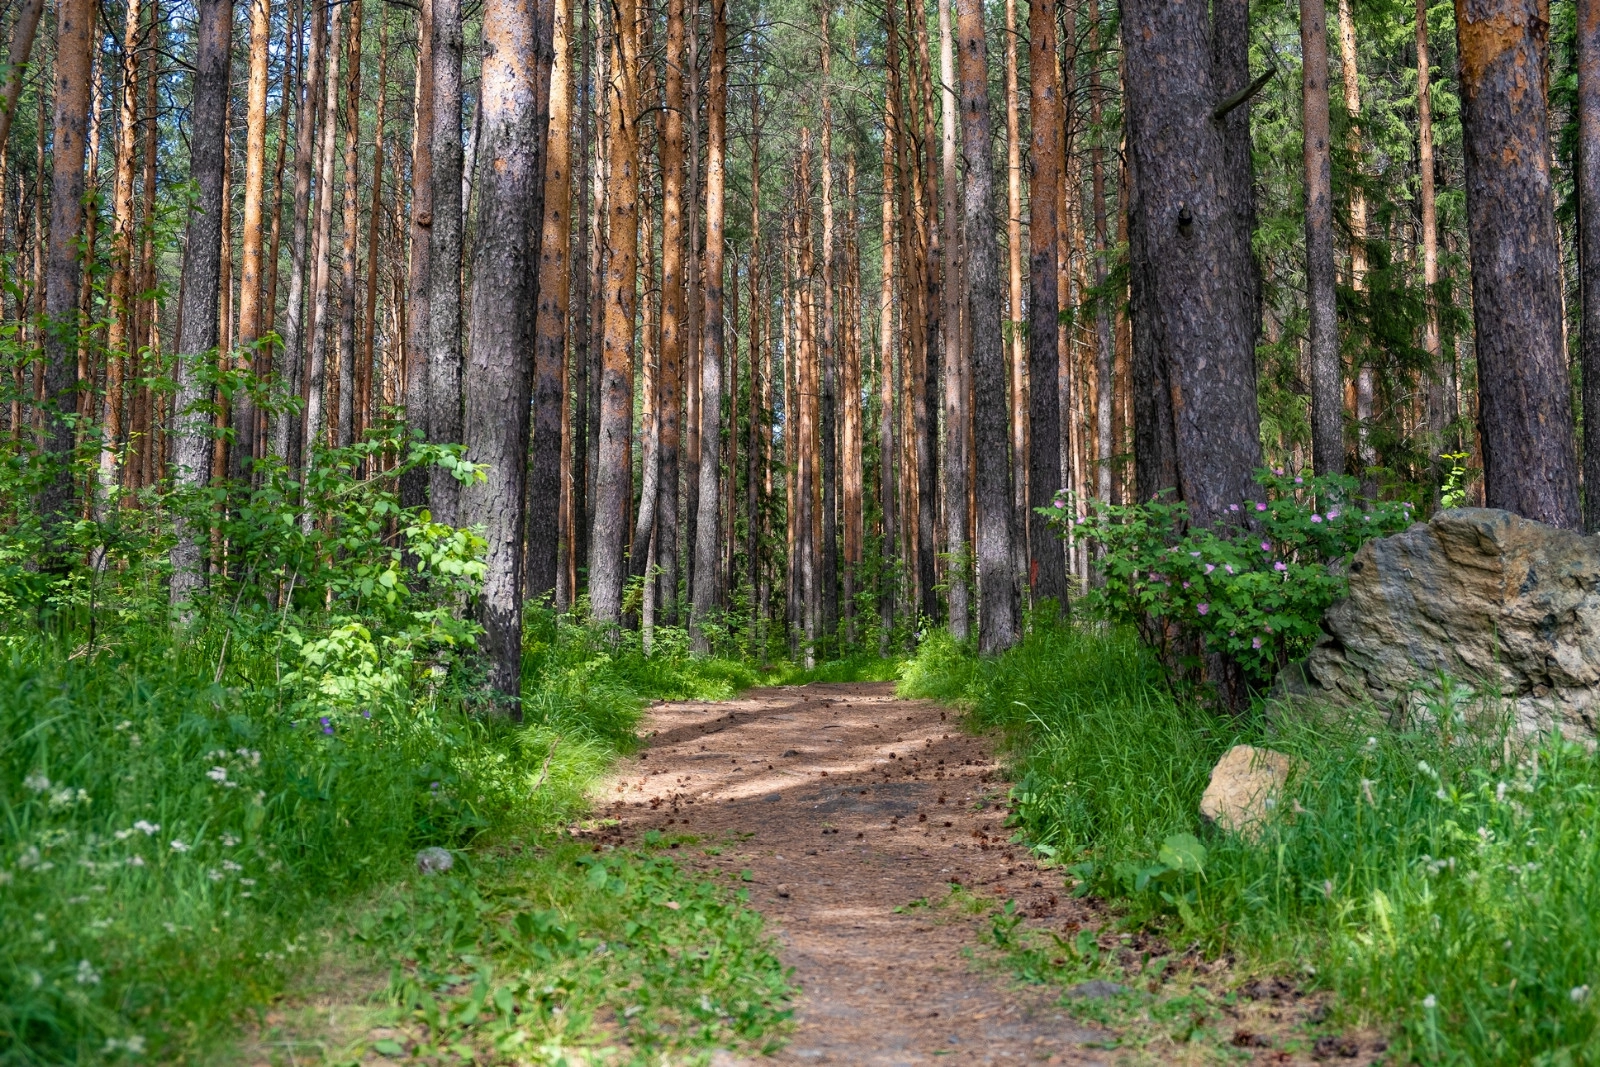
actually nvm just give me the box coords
[596,681,1112,1066]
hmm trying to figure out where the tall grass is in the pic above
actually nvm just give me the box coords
[903,620,1600,1065]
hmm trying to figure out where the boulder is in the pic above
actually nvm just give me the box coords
[1200,745,1297,836]
[1276,508,1600,737]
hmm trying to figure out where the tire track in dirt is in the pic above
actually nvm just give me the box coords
[594,681,1113,1065]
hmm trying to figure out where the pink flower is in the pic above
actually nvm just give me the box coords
[1225,564,1235,574]
[1256,502,1267,512]
[1197,603,1210,616]
[1328,508,1341,519]
[1274,561,1287,572]
[1204,564,1215,574]
[1252,637,1262,649]
[1295,476,1303,484]
[1229,504,1239,512]
[1311,514,1323,523]
[1261,541,1272,552]
[1183,581,1191,589]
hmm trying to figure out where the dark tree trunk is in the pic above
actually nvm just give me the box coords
[655,0,686,621]
[1120,0,1261,528]
[1577,0,1600,530]
[1212,0,1259,344]
[167,0,232,605]
[277,0,327,471]
[461,0,554,701]
[1455,0,1581,528]
[1025,0,1066,611]
[1301,0,1343,478]
[428,0,464,525]
[37,0,95,552]
[400,0,433,510]
[957,0,1017,653]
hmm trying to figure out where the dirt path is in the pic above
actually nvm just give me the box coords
[597,682,1113,1065]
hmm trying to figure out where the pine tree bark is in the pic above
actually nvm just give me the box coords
[1004,0,1026,578]
[99,0,146,498]
[1455,0,1581,527]
[1418,0,1446,455]
[1089,8,1114,506]
[231,0,271,479]
[275,0,325,469]
[818,6,840,649]
[428,0,464,523]
[690,0,727,651]
[528,0,572,596]
[361,14,389,446]
[745,71,762,629]
[461,0,553,700]
[655,0,686,621]
[1025,0,1066,610]
[1121,0,1261,528]
[400,0,433,508]
[957,0,1016,652]
[1302,0,1342,478]
[336,0,363,448]
[879,53,898,646]
[588,0,640,626]
[842,154,864,644]
[168,0,232,604]
[1338,0,1374,477]
[1578,0,1600,529]
[303,12,342,462]
[938,0,968,641]
[0,0,44,159]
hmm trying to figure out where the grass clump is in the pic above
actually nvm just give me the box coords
[902,619,1600,1065]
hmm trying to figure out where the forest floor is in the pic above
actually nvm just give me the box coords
[594,682,1384,1066]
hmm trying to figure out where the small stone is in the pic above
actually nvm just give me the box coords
[776,884,791,898]
[763,793,783,802]
[782,749,801,757]
[415,847,453,875]
[1200,745,1298,838]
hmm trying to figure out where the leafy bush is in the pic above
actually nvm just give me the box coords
[1041,470,1413,684]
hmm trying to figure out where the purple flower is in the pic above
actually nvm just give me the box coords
[1261,541,1272,552]
[1311,514,1323,523]
[361,709,372,719]
[1274,561,1288,572]
[1198,603,1210,616]
[1204,564,1215,574]
[1225,564,1235,575]
[1252,637,1263,650]
[1256,502,1267,512]
[1328,508,1341,519]
[1183,581,1191,589]
[1295,476,1303,484]
[1229,504,1239,512]
[1274,467,1284,475]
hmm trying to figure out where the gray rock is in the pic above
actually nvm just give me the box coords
[416,846,454,874]
[1276,508,1600,737]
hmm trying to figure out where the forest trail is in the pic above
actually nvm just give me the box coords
[598,682,1114,1065]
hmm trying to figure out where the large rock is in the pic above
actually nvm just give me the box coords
[1200,745,1297,836]
[1276,508,1600,736]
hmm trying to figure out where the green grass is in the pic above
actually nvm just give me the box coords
[902,619,1600,1065]
[0,605,798,1064]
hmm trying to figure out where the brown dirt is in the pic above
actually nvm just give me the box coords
[597,681,1391,1067]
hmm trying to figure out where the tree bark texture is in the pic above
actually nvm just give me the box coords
[1454,0,1581,528]
[1302,0,1343,479]
[1578,0,1600,530]
[400,0,434,509]
[428,0,465,524]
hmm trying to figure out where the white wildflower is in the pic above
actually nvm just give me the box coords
[221,860,242,872]
[1435,787,1449,801]
[169,840,189,853]
[75,959,101,985]
[207,869,224,882]
[126,856,145,867]
[23,773,49,792]
[1422,994,1437,1010]
[1574,986,1591,1003]
[240,877,256,886]
[133,820,159,836]
[207,767,229,784]
[221,834,239,847]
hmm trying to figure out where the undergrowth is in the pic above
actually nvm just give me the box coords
[902,619,1600,1065]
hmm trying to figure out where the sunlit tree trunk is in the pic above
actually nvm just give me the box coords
[1338,0,1375,478]
[1089,8,1114,507]
[0,0,44,163]
[745,67,762,635]
[1025,0,1065,610]
[168,0,232,604]
[588,0,640,627]
[957,0,1016,651]
[461,0,553,699]
[428,0,464,523]
[1455,0,1581,527]
[1302,0,1342,477]
[229,0,271,481]
[335,0,363,448]
[99,0,146,498]
[817,6,840,649]
[399,0,432,507]
[275,0,325,469]
[1003,0,1025,580]
[879,49,898,647]
[303,12,342,464]
[361,14,389,449]
[938,0,968,640]
[842,153,863,645]
[528,0,572,596]
[1418,0,1447,465]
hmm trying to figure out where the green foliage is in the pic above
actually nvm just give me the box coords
[904,620,1600,1065]
[1042,470,1414,684]
[358,844,792,1061]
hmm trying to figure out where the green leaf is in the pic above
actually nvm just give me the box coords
[1158,832,1207,875]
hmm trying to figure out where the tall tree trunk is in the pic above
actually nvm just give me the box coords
[1213,0,1259,346]
[568,0,594,596]
[275,0,324,469]
[231,0,271,480]
[428,0,464,523]
[361,14,389,448]
[879,52,898,647]
[167,0,232,604]
[399,0,433,508]
[745,67,762,635]
[655,0,686,621]
[842,153,864,644]
[461,0,553,700]
[939,0,968,640]
[1025,0,1066,610]
[690,0,727,652]
[1004,0,1025,581]
[1582,0,1600,529]
[1418,0,1446,465]
[1121,0,1261,529]
[265,0,296,343]
[1338,0,1374,477]
[127,14,161,492]
[817,5,840,649]
[0,0,44,160]
[528,0,572,596]
[1302,0,1342,478]
[1455,0,1581,527]
[588,0,640,626]
[1089,7,1114,506]
[336,0,363,449]
[99,0,146,498]
[303,12,342,463]
[957,0,1016,652]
